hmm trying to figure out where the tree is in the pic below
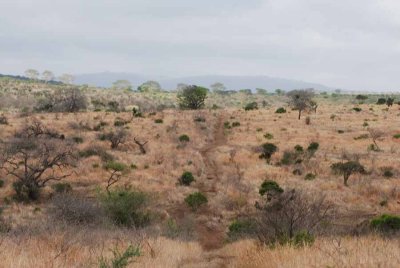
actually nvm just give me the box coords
[112,80,132,91]
[331,161,365,186]
[25,69,39,80]
[256,189,333,246]
[36,87,87,113]
[59,74,74,84]
[367,128,385,151]
[0,134,76,201]
[177,85,208,110]
[256,88,268,95]
[259,143,278,163]
[387,97,395,108]
[176,83,189,91]
[210,82,226,93]
[287,89,315,120]
[104,161,128,193]
[138,81,162,92]
[101,128,128,149]
[42,70,55,82]
[275,89,284,95]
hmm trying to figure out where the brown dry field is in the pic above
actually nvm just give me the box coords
[1,101,400,267]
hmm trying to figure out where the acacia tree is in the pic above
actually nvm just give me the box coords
[42,70,55,83]
[112,80,132,91]
[367,128,385,151]
[25,69,39,80]
[287,89,315,120]
[59,74,74,84]
[0,135,76,201]
[331,161,365,186]
[210,82,226,93]
[177,85,208,110]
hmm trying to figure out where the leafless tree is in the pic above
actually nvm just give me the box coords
[367,128,385,151]
[0,135,76,201]
[101,128,128,149]
[134,137,148,154]
[42,70,55,83]
[287,89,315,120]
[256,189,334,245]
[24,69,39,80]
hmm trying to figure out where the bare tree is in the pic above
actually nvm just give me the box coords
[0,135,76,201]
[368,128,385,151]
[134,137,148,154]
[256,189,333,245]
[101,128,128,149]
[104,162,128,193]
[287,89,315,120]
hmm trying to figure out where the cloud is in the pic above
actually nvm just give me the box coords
[0,0,400,90]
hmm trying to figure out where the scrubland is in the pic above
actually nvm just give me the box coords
[0,78,400,267]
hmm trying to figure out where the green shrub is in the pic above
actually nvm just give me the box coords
[354,134,369,140]
[370,214,400,233]
[51,182,72,193]
[114,120,127,127]
[179,171,195,186]
[12,181,40,202]
[72,136,84,143]
[228,219,256,239]
[304,173,316,181]
[393,134,400,139]
[244,102,258,111]
[100,188,150,227]
[0,180,4,188]
[294,145,304,152]
[292,231,315,247]
[179,134,190,142]
[307,142,319,152]
[185,192,208,211]
[232,121,241,127]
[154,119,163,124]
[376,98,386,105]
[275,107,286,113]
[264,133,273,140]
[353,107,362,112]
[224,121,231,129]
[79,145,114,162]
[98,244,140,268]
[259,180,283,196]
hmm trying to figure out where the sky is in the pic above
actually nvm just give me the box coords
[1,0,400,91]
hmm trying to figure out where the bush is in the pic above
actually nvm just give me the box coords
[259,143,278,163]
[393,134,400,139]
[377,98,386,105]
[154,119,163,124]
[179,134,190,142]
[98,244,140,268]
[100,188,150,227]
[79,145,114,162]
[114,120,127,127]
[292,231,315,247]
[304,173,316,181]
[307,142,319,152]
[353,107,362,112]
[179,171,195,186]
[244,102,258,111]
[264,133,273,140]
[0,179,4,188]
[72,136,84,144]
[275,107,286,113]
[12,181,40,202]
[228,219,256,240]
[370,214,400,233]
[185,192,208,211]
[259,180,283,196]
[194,117,206,122]
[51,182,72,193]
[50,193,105,225]
[0,115,8,125]
[381,167,394,178]
[294,145,304,152]
[232,121,241,127]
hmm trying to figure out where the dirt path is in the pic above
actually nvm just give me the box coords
[195,113,229,252]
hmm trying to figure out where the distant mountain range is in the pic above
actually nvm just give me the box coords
[74,72,335,91]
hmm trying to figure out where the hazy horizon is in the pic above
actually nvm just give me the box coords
[1,0,400,91]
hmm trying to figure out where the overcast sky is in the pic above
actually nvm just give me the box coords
[1,0,400,90]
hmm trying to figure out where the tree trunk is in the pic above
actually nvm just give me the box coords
[298,110,302,120]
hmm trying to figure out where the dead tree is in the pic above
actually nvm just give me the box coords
[134,137,148,154]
